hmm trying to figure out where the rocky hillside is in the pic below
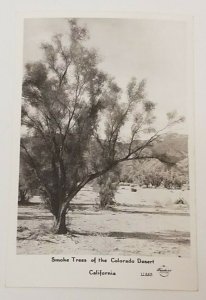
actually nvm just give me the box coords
[120,133,189,188]
[151,133,188,164]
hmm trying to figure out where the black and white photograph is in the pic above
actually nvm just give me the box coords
[16,17,193,258]
[4,13,198,291]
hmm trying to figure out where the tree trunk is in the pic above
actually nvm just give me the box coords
[99,196,116,209]
[53,210,67,234]
[18,188,30,205]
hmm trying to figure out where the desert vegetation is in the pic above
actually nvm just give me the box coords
[19,18,186,241]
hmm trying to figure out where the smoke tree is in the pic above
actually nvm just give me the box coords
[18,150,40,205]
[20,19,184,233]
[95,166,120,208]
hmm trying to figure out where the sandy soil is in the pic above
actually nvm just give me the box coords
[17,186,190,257]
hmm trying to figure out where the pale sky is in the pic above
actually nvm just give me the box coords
[23,18,190,135]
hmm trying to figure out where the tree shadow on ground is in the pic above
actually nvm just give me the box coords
[18,204,189,220]
[70,229,190,245]
[18,202,40,207]
[18,215,53,220]
[109,208,189,216]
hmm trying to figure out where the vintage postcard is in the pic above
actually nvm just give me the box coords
[6,12,197,290]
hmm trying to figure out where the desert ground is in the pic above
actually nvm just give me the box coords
[17,185,190,256]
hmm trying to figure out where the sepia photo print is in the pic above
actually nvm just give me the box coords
[16,16,194,261]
